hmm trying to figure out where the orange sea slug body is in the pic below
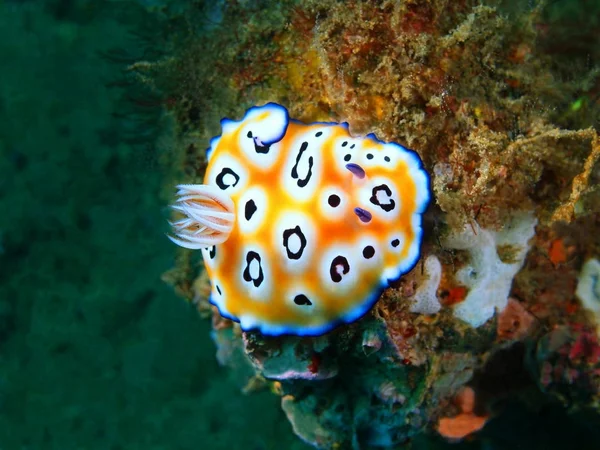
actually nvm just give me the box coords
[169,103,430,336]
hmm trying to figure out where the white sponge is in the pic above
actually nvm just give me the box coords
[443,212,537,327]
[409,255,442,315]
[575,258,600,335]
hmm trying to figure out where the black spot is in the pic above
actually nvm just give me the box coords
[294,294,312,306]
[315,131,323,137]
[384,156,391,162]
[350,144,356,149]
[369,184,396,212]
[254,138,270,154]
[209,246,216,259]
[254,141,271,154]
[329,255,350,283]
[282,226,307,260]
[216,285,222,295]
[244,199,257,221]
[328,194,340,207]
[247,130,271,154]
[391,239,400,248]
[362,246,375,259]
[344,154,351,162]
[366,153,374,160]
[341,141,348,147]
[291,141,314,188]
[242,251,264,288]
[216,168,240,190]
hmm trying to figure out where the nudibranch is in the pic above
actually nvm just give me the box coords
[169,103,430,336]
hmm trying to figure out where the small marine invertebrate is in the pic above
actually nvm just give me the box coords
[169,103,430,336]
[361,328,383,356]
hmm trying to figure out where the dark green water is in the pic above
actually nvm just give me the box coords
[0,1,307,448]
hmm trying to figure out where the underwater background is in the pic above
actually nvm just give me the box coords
[0,0,599,449]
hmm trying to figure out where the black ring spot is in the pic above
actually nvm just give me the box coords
[209,246,216,259]
[391,239,400,248]
[315,131,323,137]
[384,156,391,162]
[366,153,374,160]
[242,251,264,287]
[369,184,396,212]
[216,168,240,190]
[362,246,375,259]
[247,130,271,154]
[293,294,312,306]
[244,199,257,221]
[291,141,314,188]
[328,194,341,207]
[282,226,307,260]
[344,154,351,162]
[329,255,350,283]
[253,138,271,154]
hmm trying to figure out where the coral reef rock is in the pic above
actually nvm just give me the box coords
[156,0,600,447]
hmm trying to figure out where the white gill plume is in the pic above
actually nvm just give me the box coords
[168,184,235,249]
